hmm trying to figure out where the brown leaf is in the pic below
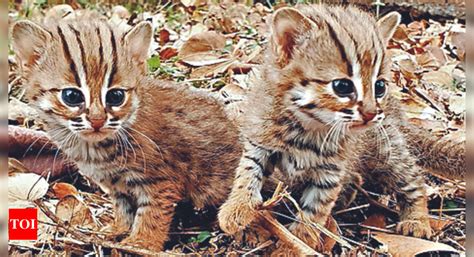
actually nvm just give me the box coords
[159,29,170,45]
[179,31,226,59]
[55,195,96,230]
[373,232,458,257]
[160,47,178,60]
[8,158,29,176]
[52,182,78,199]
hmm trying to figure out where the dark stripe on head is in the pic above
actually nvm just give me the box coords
[325,21,353,76]
[96,26,104,66]
[57,26,81,87]
[301,103,317,109]
[68,25,87,78]
[107,25,118,88]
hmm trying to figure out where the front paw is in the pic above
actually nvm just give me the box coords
[396,219,432,238]
[218,198,261,235]
[270,242,299,257]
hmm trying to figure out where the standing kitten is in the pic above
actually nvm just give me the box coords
[11,16,242,252]
[218,5,432,253]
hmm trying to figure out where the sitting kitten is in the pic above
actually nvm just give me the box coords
[218,5,432,253]
[12,16,242,251]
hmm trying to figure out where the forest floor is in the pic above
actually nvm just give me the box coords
[8,1,465,256]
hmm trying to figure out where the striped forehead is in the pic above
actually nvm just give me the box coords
[55,21,119,106]
[321,10,385,101]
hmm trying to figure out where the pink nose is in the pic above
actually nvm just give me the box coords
[360,111,376,122]
[89,119,105,131]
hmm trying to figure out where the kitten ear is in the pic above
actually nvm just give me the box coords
[123,21,153,63]
[271,7,317,67]
[376,12,401,44]
[11,20,51,68]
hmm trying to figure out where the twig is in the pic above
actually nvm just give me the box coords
[353,184,399,220]
[257,211,323,256]
[34,200,169,256]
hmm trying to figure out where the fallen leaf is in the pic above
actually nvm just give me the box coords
[159,29,170,45]
[8,173,49,202]
[178,31,227,65]
[52,182,78,199]
[373,232,458,257]
[8,158,29,175]
[55,195,96,230]
[160,47,178,61]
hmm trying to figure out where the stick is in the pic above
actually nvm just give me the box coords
[256,210,323,256]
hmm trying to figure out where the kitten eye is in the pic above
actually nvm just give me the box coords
[62,88,84,107]
[375,80,386,98]
[106,89,125,107]
[332,79,355,97]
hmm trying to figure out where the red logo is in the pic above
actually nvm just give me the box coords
[9,208,38,240]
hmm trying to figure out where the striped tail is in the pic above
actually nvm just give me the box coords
[400,123,465,180]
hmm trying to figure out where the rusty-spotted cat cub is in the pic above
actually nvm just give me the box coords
[219,5,433,253]
[12,16,242,251]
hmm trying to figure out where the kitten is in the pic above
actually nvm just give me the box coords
[11,16,242,252]
[218,5,432,253]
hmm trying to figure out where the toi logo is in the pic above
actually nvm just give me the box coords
[9,208,38,240]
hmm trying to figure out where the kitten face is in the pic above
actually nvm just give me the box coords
[12,17,152,143]
[270,6,400,131]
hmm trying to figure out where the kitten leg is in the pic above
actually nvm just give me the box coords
[106,192,136,238]
[273,176,343,254]
[395,166,432,238]
[122,181,183,252]
[218,141,271,235]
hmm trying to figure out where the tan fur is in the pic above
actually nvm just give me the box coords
[12,15,242,252]
[219,5,432,254]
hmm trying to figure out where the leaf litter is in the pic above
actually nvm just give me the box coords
[8,1,465,256]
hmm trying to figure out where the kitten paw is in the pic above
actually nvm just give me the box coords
[396,219,432,238]
[218,198,261,235]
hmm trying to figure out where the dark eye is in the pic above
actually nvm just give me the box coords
[61,88,84,107]
[106,89,125,106]
[332,79,355,97]
[375,80,386,98]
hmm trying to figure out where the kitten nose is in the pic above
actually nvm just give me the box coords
[360,111,376,122]
[89,118,105,131]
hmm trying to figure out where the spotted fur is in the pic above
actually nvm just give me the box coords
[12,15,242,252]
[218,5,432,254]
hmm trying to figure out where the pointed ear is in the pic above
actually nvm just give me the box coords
[11,20,51,68]
[271,7,317,67]
[376,12,401,44]
[123,21,153,63]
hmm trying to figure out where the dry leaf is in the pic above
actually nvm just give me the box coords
[373,232,458,257]
[55,195,96,230]
[321,216,338,253]
[160,47,178,60]
[159,29,170,46]
[8,158,29,175]
[179,31,227,65]
[52,182,78,199]
[8,173,49,202]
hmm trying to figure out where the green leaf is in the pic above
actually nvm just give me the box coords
[443,200,458,209]
[147,56,161,72]
[196,231,211,243]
